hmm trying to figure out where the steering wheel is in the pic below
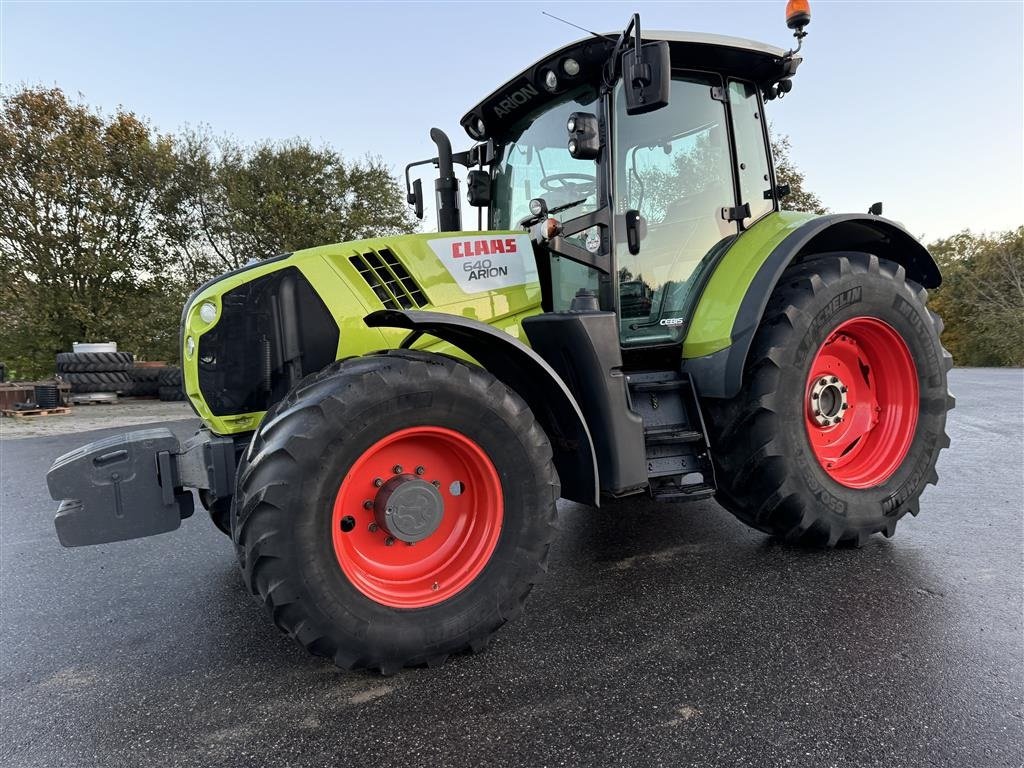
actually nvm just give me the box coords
[540,173,597,199]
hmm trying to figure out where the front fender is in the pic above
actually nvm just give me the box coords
[683,213,941,399]
[364,309,600,506]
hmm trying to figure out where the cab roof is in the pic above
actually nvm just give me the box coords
[461,30,799,143]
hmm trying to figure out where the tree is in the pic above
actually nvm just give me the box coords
[163,131,416,282]
[929,228,1024,366]
[769,131,827,215]
[0,87,181,376]
[0,87,418,378]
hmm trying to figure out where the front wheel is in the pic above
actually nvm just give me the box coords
[231,351,559,672]
[705,252,953,546]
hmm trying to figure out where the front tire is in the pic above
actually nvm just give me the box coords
[231,351,559,673]
[705,252,953,546]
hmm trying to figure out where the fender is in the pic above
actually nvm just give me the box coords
[364,308,600,506]
[683,213,941,399]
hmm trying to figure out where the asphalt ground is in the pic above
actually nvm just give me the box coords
[1,368,1021,768]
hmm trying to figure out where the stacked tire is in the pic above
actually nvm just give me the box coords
[158,367,186,402]
[56,352,133,394]
[128,366,162,398]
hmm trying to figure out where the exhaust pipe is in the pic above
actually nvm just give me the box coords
[430,128,462,232]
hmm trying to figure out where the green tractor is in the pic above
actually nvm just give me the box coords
[48,4,953,673]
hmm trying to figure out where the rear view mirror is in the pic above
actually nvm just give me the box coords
[466,170,491,207]
[622,41,670,115]
[408,178,424,219]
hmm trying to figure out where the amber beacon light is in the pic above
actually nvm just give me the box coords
[786,0,811,33]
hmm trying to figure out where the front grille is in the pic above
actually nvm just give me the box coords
[349,248,427,310]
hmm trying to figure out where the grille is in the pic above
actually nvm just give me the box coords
[349,248,428,310]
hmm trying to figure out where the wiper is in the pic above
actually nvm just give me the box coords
[518,198,588,229]
[549,198,587,215]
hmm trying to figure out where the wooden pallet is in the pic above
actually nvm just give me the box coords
[1,406,72,419]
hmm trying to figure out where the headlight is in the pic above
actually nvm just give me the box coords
[198,301,217,324]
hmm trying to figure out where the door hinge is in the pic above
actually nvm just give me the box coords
[721,202,751,222]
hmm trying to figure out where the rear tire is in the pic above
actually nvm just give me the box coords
[158,385,186,401]
[61,370,131,393]
[704,252,953,546]
[55,351,132,373]
[231,351,559,672]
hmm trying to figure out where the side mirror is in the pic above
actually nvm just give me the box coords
[622,41,670,115]
[466,170,491,207]
[408,178,424,220]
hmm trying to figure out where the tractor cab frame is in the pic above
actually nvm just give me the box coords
[414,30,801,357]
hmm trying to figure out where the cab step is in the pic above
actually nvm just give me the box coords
[626,370,717,503]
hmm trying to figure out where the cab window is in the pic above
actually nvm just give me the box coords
[614,73,738,347]
[728,79,774,225]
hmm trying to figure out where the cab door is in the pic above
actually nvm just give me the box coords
[613,72,739,349]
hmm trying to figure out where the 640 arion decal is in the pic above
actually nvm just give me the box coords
[428,234,537,293]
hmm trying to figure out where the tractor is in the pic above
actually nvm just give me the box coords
[47,2,953,673]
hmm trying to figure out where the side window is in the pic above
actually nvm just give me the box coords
[728,80,774,224]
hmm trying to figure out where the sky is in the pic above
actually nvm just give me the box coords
[1,0,1022,241]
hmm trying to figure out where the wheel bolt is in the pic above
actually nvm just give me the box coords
[812,392,819,400]
[392,465,403,474]
[431,480,440,488]
[415,466,425,476]
[431,582,439,591]
[339,516,355,533]
[830,377,838,384]
[819,378,827,386]
[814,409,821,416]
[368,522,378,532]
[840,387,848,393]
[385,536,395,546]
[841,403,849,410]
[373,477,383,488]
[363,499,373,510]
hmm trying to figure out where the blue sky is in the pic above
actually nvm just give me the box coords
[2,1,1021,240]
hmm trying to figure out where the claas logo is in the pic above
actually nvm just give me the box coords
[451,238,519,259]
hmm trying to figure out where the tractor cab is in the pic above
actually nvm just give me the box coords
[411,18,802,358]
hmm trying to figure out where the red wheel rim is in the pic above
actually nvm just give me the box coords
[331,426,503,608]
[804,316,919,488]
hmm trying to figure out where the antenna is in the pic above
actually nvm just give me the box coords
[541,11,616,41]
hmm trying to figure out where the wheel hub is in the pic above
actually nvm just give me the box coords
[808,374,849,427]
[803,317,919,489]
[374,475,444,543]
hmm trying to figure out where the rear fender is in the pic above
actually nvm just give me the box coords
[683,213,941,399]
[364,309,600,506]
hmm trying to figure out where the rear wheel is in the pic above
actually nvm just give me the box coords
[705,252,953,546]
[231,351,559,672]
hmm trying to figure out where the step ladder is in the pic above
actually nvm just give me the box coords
[626,371,717,502]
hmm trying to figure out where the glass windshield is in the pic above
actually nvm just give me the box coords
[491,87,603,310]
[490,87,600,230]
[614,73,738,347]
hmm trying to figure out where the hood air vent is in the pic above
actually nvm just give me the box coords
[349,248,427,310]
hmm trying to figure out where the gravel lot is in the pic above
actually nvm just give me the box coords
[0,399,194,439]
[1,368,1021,768]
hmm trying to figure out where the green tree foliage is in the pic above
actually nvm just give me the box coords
[0,87,415,378]
[0,87,180,376]
[163,131,416,281]
[929,228,1024,366]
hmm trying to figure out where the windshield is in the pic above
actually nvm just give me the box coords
[490,87,604,310]
[490,87,600,230]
